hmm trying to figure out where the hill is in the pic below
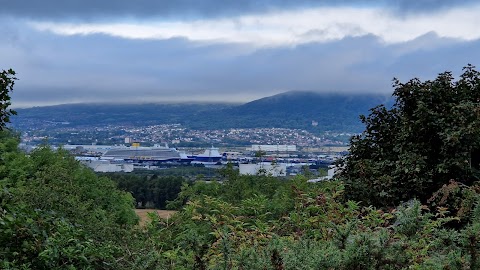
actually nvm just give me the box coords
[12,103,235,129]
[213,91,392,132]
[12,91,392,133]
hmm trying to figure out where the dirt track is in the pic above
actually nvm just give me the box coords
[135,209,177,226]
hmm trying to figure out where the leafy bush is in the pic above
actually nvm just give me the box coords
[0,131,141,269]
[340,65,480,207]
[142,174,480,269]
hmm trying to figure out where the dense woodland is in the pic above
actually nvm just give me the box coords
[1,67,480,269]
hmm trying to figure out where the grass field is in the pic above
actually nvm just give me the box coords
[134,209,177,226]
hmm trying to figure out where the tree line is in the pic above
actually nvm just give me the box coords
[104,173,185,209]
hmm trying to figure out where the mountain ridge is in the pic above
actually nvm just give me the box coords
[12,91,393,133]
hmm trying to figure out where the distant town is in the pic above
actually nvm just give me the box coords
[17,123,350,178]
[20,123,353,149]
[10,92,368,178]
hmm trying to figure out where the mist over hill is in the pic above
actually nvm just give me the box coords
[12,91,392,133]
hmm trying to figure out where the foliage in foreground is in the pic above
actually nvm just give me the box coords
[340,65,480,207]
[141,174,480,269]
[0,68,17,130]
[1,130,480,269]
[0,131,141,269]
[3,130,479,269]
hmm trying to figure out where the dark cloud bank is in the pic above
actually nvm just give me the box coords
[1,0,478,21]
[5,28,480,107]
[2,0,480,107]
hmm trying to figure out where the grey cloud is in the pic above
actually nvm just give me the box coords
[0,0,339,21]
[390,0,479,14]
[0,0,477,21]
[4,26,480,108]
[299,24,367,40]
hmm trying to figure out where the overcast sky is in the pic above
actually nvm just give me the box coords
[1,0,480,107]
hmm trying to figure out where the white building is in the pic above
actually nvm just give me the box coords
[80,160,134,173]
[62,144,117,153]
[307,165,337,182]
[247,145,297,152]
[239,163,287,177]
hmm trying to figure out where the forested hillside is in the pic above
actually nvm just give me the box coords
[221,91,392,132]
[12,103,234,129]
[12,91,391,133]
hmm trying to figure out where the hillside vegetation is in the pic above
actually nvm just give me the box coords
[13,91,391,133]
[0,132,141,269]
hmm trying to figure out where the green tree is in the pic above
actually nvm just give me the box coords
[108,173,185,209]
[0,131,143,269]
[0,69,17,130]
[340,65,480,207]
